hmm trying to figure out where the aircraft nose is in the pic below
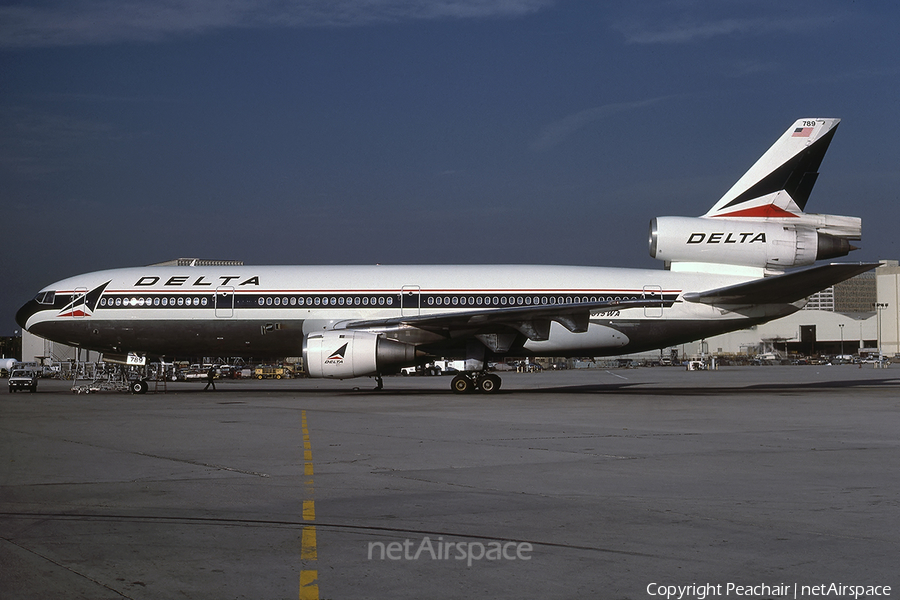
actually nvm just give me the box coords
[15,299,39,331]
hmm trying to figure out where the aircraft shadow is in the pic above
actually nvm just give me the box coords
[103,375,900,397]
[525,377,900,396]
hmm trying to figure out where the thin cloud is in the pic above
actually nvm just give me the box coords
[0,0,556,48]
[530,97,668,152]
[614,14,837,45]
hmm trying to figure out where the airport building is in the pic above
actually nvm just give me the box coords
[680,309,877,359]
[835,269,879,312]
[804,287,834,311]
[21,332,101,369]
[804,269,878,313]
[876,261,900,357]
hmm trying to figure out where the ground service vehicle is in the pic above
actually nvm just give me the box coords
[254,366,290,379]
[8,369,38,393]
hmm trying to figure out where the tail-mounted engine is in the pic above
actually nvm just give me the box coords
[303,330,417,379]
[649,214,860,270]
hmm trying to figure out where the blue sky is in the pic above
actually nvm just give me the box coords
[2,0,899,334]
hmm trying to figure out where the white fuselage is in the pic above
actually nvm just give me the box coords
[17,264,797,361]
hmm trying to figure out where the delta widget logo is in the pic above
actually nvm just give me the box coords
[56,281,111,318]
[324,343,348,365]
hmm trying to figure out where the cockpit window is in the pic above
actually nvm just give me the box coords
[35,291,55,305]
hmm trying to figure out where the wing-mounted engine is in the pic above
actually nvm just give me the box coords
[303,330,417,379]
[648,117,861,273]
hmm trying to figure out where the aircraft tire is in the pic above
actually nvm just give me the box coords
[451,374,474,394]
[478,374,501,394]
[130,380,148,395]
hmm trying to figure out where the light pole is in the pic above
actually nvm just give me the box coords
[839,323,845,358]
[874,303,888,363]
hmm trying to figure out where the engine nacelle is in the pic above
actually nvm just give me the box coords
[649,216,853,270]
[303,330,417,379]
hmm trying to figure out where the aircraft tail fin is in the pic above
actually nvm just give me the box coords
[650,118,862,274]
[704,118,840,219]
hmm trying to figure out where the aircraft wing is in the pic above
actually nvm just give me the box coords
[683,263,879,305]
[345,297,668,341]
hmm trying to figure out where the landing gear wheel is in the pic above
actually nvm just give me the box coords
[451,374,474,394]
[130,380,149,395]
[477,374,502,394]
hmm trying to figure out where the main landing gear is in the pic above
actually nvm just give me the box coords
[450,372,502,394]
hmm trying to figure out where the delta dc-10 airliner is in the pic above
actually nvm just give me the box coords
[16,118,876,393]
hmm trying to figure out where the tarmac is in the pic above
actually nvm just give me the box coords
[1,366,899,600]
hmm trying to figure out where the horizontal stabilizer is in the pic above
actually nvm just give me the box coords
[683,263,879,306]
